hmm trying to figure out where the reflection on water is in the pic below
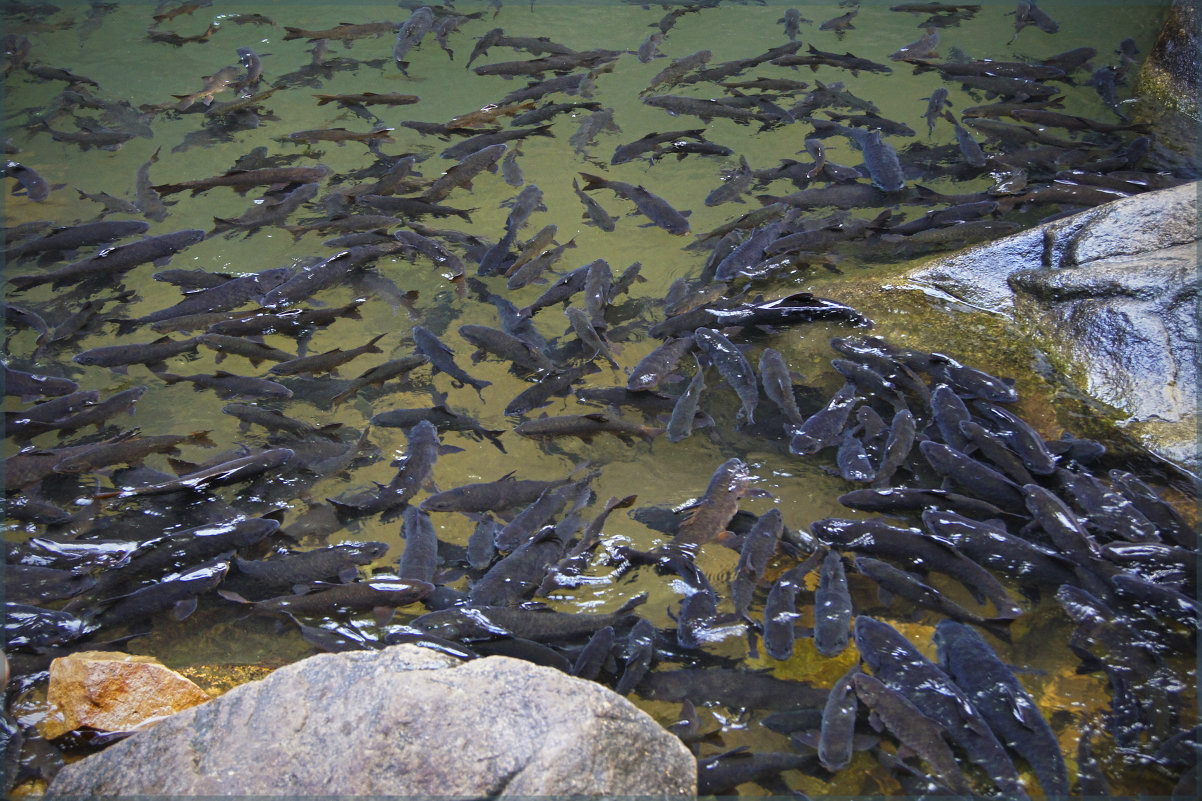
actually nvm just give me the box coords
[3,0,1198,796]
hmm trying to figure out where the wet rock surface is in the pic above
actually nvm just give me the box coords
[40,651,210,740]
[44,644,697,797]
[1139,0,1200,117]
[907,182,1199,474]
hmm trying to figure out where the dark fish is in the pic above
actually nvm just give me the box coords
[329,420,440,519]
[411,594,647,642]
[268,333,386,377]
[638,666,827,711]
[851,671,976,795]
[665,357,707,443]
[578,172,690,235]
[813,517,1024,618]
[920,441,1027,513]
[571,626,615,680]
[934,620,1070,796]
[412,325,491,398]
[152,165,332,196]
[234,543,388,588]
[397,507,440,584]
[855,557,1013,641]
[839,487,1009,519]
[439,125,554,161]
[158,370,293,400]
[922,508,1075,590]
[627,335,695,392]
[3,364,78,402]
[95,559,230,627]
[854,616,1029,800]
[235,578,433,619]
[3,219,149,263]
[470,526,563,607]
[789,384,859,455]
[572,177,616,231]
[514,412,663,444]
[198,335,295,367]
[5,160,55,201]
[818,664,860,772]
[7,229,207,292]
[848,129,906,192]
[33,120,136,151]
[13,385,145,436]
[421,473,570,515]
[52,431,216,474]
[72,336,200,373]
[819,9,858,31]
[610,129,706,166]
[504,363,599,416]
[517,263,591,317]
[394,6,434,72]
[813,551,852,656]
[693,328,758,425]
[422,143,507,203]
[95,449,294,499]
[730,508,784,622]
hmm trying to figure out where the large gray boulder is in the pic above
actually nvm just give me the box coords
[44,644,697,797]
[907,182,1199,474]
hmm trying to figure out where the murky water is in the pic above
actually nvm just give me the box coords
[3,0,1198,796]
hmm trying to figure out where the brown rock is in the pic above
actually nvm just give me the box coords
[40,651,210,740]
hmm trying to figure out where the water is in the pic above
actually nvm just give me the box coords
[3,0,1197,796]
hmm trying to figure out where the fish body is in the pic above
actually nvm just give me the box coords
[8,229,206,291]
[73,336,200,372]
[671,458,752,548]
[422,143,507,203]
[269,334,385,377]
[789,384,859,455]
[818,665,859,771]
[153,165,331,196]
[854,616,1029,799]
[666,357,707,443]
[96,559,230,627]
[935,620,1068,795]
[158,371,293,399]
[514,413,662,444]
[578,172,690,235]
[693,327,757,425]
[412,325,491,397]
[813,551,852,655]
[53,431,215,474]
[394,6,434,71]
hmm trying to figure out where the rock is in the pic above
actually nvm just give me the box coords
[906,182,1199,475]
[39,651,211,740]
[45,644,697,797]
[1139,0,1200,118]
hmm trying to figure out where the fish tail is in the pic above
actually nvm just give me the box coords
[189,430,218,448]
[980,617,1014,644]
[578,172,608,191]
[6,274,43,292]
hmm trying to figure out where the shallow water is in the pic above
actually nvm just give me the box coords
[3,0,1198,796]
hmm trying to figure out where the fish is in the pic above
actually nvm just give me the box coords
[422,143,507,203]
[72,336,201,373]
[514,413,663,444]
[203,299,367,338]
[329,420,440,520]
[934,620,1069,796]
[3,364,78,402]
[789,384,859,456]
[818,664,860,772]
[282,21,399,43]
[847,129,906,192]
[5,160,57,201]
[626,336,695,392]
[854,616,1029,800]
[758,348,805,426]
[421,473,572,515]
[52,431,216,474]
[95,449,295,499]
[470,526,563,607]
[95,558,230,627]
[233,543,388,591]
[671,458,753,548]
[268,333,386,377]
[4,219,151,263]
[13,386,147,437]
[693,327,758,425]
[158,371,293,400]
[642,49,711,95]
[610,129,707,166]
[577,172,690,235]
[819,9,858,32]
[411,594,647,642]
[564,306,619,368]
[7,229,206,292]
[642,94,767,124]
[458,324,555,373]
[697,750,818,795]
[32,120,137,150]
[569,107,620,154]
[504,363,600,417]
[152,165,331,196]
[232,578,434,621]
[394,6,434,72]
[397,507,440,585]
[412,325,492,398]
[851,672,976,795]
[813,551,852,656]
[729,508,784,623]
[812,517,1024,618]
[439,125,555,160]
[665,356,707,443]
[197,335,295,367]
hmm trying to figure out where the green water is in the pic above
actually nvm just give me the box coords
[3,0,1197,796]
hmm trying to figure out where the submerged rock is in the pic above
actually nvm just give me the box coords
[907,182,1199,474]
[40,651,211,740]
[44,644,697,797]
